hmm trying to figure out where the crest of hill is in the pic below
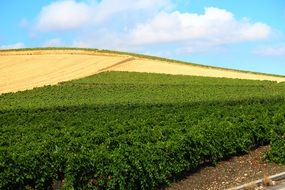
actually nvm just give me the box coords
[0,47,285,94]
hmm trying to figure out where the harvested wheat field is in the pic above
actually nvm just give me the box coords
[0,49,131,94]
[1,49,285,94]
[108,58,285,82]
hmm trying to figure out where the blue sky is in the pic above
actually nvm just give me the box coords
[1,0,285,75]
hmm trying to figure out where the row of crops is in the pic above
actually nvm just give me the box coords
[1,71,285,189]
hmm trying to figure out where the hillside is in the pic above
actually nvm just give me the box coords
[1,48,285,94]
[1,71,285,189]
[1,48,285,189]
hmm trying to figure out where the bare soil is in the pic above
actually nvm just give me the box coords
[165,146,285,190]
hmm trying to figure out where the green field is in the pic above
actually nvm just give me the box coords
[1,71,285,189]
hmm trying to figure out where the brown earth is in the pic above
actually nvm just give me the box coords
[165,146,285,190]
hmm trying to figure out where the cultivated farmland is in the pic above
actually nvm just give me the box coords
[1,49,285,189]
[1,48,285,94]
[0,49,131,94]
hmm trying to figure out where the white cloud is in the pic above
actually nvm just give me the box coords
[254,45,285,56]
[36,0,172,32]
[36,0,93,31]
[93,0,172,22]
[0,43,25,49]
[33,1,272,55]
[128,7,272,45]
[43,38,63,47]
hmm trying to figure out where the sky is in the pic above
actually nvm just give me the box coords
[1,0,285,75]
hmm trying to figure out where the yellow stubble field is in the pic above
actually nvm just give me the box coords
[1,49,285,94]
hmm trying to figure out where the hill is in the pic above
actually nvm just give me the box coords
[1,48,285,94]
[1,70,285,189]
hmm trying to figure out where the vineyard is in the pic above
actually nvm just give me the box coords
[1,71,285,189]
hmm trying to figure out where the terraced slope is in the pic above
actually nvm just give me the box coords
[1,48,285,94]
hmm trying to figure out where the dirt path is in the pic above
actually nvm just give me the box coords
[165,146,285,190]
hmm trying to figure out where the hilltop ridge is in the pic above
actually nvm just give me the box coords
[1,48,285,94]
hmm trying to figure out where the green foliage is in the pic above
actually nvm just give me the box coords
[1,72,284,110]
[1,71,285,189]
[266,134,285,164]
[266,114,285,164]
